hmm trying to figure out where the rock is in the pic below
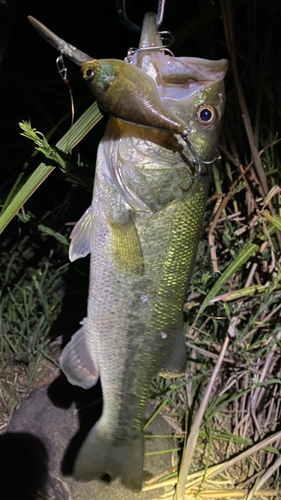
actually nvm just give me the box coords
[2,375,176,500]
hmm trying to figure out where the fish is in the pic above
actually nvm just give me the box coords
[29,11,228,492]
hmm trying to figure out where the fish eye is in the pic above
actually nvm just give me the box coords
[83,68,94,80]
[197,105,216,128]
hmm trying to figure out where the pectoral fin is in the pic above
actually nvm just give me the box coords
[69,206,93,262]
[159,328,187,379]
[60,322,99,389]
[109,210,144,274]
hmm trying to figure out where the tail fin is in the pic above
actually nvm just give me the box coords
[74,420,144,491]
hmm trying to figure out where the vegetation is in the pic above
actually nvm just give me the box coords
[0,0,280,499]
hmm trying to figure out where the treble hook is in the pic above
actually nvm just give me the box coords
[181,128,220,177]
[115,0,166,32]
[125,30,174,63]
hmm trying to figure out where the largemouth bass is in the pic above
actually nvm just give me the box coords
[30,12,228,492]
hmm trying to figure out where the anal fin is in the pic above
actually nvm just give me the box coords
[60,322,99,389]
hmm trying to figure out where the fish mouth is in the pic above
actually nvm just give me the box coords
[28,16,92,66]
[134,12,228,100]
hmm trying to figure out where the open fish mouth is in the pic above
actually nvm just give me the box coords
[131,12,228,95]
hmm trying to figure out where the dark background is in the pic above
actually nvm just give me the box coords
[0,0,228,202]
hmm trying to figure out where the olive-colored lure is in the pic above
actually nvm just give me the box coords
[81,59,186,133]
[28,16,186,134]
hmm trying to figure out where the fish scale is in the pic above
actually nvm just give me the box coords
[150,183,207,326]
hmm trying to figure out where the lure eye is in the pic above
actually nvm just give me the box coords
[197,105,216,128]
[83,68,94,80]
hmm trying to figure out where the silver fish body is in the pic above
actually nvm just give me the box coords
[60,12,228,491]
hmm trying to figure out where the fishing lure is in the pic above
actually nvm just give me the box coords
[29,15,220,173]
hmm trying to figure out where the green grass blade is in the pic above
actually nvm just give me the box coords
[0,163,55,235]
[144,399,169,430]
[212,284,270,302]
[56,102,102,151]
[261,210,281,230]
[37,224,69,245]
[0,102,102,235]
[196,222,279,318]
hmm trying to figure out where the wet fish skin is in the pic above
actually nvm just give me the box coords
[60,12,228,491]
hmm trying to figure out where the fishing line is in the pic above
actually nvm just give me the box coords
[56,53,75,127]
